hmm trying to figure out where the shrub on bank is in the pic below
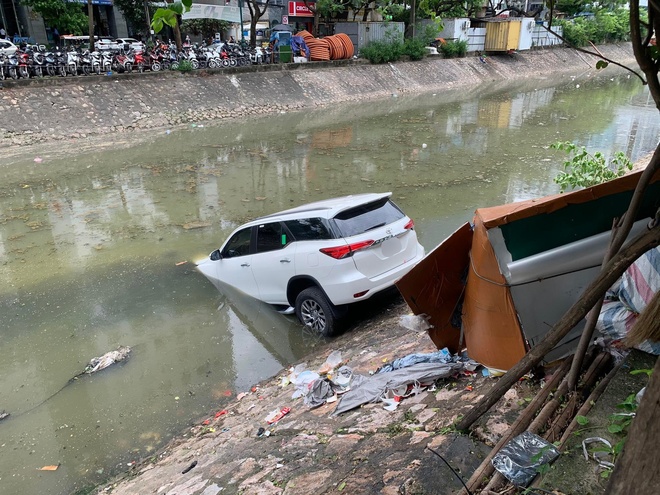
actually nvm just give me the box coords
[177,60,194,73]
[403,38,428,61]
[557,9,631,47]
[360,39,404,64]
[439,39,468,58]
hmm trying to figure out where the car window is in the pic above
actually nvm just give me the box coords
[256,223,287,253]
[333,198,404,237]
[222,227,252,258]
[284,218,333,241]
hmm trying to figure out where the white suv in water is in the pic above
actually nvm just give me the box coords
[196,193,424,336]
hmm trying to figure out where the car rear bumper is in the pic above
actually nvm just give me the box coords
[323,243,425,305]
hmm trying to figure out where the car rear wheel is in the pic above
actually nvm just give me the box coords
[295,287,336,337]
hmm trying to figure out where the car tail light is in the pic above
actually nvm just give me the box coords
[404,219,415,230]
[320,240,375,259]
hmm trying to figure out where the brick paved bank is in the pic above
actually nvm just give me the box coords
[0,44,636,147]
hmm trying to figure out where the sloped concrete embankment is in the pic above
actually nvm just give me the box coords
[0,43,636,147]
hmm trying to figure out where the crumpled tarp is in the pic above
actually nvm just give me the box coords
[596,246,660,354]
[290,36,310,59]
[333,361,464,415]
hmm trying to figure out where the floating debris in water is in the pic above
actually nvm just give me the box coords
[84,346,131,375]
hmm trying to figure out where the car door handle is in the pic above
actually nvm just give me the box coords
[280,258,291,263]
[241,263,250,267]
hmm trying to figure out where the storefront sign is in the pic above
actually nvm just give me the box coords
[288,1,315,17]
[182,4,242,23]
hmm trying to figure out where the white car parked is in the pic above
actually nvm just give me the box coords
[115,38,145,52]
[95,38,119,51]
[196,193,425,336]
[0,39,18,55]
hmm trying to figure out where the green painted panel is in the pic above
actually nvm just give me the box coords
[500,182,660,261]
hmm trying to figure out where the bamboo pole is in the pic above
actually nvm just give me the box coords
[484,352,611,493]
[459,358,572,495]
[558,361,622,448]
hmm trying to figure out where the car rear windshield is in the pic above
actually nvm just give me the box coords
[284,218,333,240]
[333,198,404,237]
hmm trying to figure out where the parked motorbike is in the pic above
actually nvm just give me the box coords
[134,50,147,72]
[79,50,93,75]
[112,49,134,73]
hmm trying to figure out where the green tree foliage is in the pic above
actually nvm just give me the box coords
[22,0,87,35]
[419,0,482,18]
[114,0,151,36]
[551,141,633,192]
[556,8,631,46]
[316,0,348,18]
[181,19,232,41]
[554,0,589,17]
[151,0,192,50]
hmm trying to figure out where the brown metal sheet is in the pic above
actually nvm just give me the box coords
[462,214,528,370]
[396,223,472,352]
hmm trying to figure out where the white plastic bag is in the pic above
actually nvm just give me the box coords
[399,314,433,332]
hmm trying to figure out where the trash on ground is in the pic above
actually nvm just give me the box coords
[398,314,433,332]
[181,460,197,474]
[34,157,43,163]
[382,398,399,411]
[83,346,131,375]
[378,348,452,373]
[491,431,560,487]
[0,411,9,421]
[582,437,616,469]
[214,409,228,419]
[334,362,464,415]
[318,350,342,374]
[333,366,353,387]
[265,407,291,424]
[38,465,60,471]
[236,392,248,401]
[175,261,187,266]
[291,370,320,399]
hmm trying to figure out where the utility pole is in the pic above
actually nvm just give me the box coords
[143,0,153,43]
[88,0,94,52]
[239,0,245,42]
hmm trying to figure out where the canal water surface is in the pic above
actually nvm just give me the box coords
[0,74,657,495]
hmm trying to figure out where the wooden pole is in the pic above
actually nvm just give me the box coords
[459,358,571,494]
[484,352,610,493]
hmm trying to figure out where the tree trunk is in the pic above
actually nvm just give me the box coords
[456,224,660,431]
[88,0,94,52]
[313,12,320,37]
[250,16,258,48]
[143,0,152,44]
[605,355,660,495]
[174,20,183,52]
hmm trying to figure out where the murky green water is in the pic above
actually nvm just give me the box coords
[0,73,657,495]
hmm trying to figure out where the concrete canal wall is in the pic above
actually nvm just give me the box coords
[0,43,637,147]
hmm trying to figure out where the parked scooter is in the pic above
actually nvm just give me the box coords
[112,49,135,73]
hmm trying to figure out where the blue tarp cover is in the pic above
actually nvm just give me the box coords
[290,36,310,58]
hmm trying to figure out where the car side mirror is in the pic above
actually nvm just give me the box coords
[210,249,222,261]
